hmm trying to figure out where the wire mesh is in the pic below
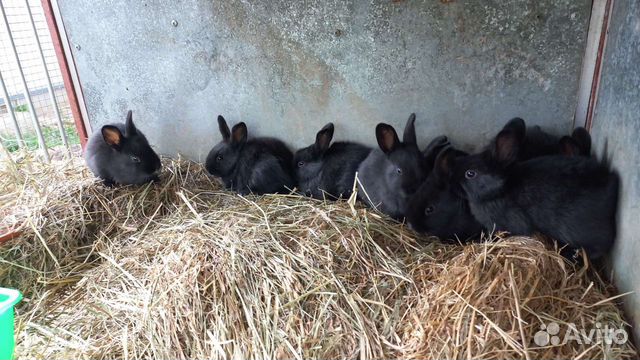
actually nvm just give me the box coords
[0,0,76,159]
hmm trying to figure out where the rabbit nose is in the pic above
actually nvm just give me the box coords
[304,189,312,197]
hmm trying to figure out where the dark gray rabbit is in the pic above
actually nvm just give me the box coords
[357,113,428,220]
[84,110,161,186]
[205,115,294,195]
[293,123,371,199]
[452,121,619,259]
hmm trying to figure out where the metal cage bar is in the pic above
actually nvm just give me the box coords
[42,0,88,147]
[0,69,24,147]
[24,0,69,154]
[0,0,50,162]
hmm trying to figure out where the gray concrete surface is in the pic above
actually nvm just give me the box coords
[57,0,590,160]
[590,0,640,343]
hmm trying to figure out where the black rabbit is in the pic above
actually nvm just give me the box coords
[406,146,483,242]
[293,123,371,199]
[357,113,428,219]
[205,115,294,195]
[84,110,161,186]
[559,127,592,157]
[494,118,592,160]
[407,119,594,242]
[452,122,619,259]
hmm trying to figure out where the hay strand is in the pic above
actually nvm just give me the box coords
[0,155,636,359]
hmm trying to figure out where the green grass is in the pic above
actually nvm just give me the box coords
[1,124,80,152]
[14,104,28,112]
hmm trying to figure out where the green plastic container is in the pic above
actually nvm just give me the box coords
[0,288,22,360]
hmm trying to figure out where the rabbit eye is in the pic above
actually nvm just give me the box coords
[131,156,141,163]
[465,170,477,179]
[297,161,305,167]
[424,205,435,215]
[216,155,223,161]
[396,168,402,174]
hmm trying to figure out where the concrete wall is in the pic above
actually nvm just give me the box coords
[590,0,640,342]
[57,0,591,161]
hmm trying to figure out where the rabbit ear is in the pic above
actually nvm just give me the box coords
[403,113,417,144]
[124,110,137,137]
[492,128,521,166]
[559,136,581,156]
[423,135,449,170]
[218,115,231,141]
[489,117,525,166]
[231,122,248,144]
[571,127,591,156]
[501,118,526,143]
[102,125,124,150]
[376,123,400,154]
[434,146,456,180]
[315,123,334,153]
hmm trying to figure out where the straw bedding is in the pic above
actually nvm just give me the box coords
[0,155,636,359]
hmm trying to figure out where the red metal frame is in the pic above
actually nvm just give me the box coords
[585,0,614,131]
[41,0,88,148]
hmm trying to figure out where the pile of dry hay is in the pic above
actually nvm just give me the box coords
[0,155,637,359]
